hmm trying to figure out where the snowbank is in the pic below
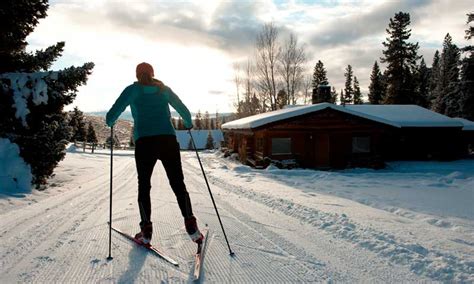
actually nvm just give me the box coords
[0,138,32,195]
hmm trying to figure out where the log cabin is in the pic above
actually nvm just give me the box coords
[221,103,473,169]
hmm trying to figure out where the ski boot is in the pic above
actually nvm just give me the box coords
[185,216,204,244]
[135,221,153,245]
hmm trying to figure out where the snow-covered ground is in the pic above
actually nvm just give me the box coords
[1,147,473,282]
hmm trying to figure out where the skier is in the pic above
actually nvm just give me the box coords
[106,62,203,245]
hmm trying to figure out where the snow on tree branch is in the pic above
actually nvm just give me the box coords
[0,71,58,127]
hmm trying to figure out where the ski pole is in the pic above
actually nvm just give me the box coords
[107,127,114,261]
[187,129,234,256]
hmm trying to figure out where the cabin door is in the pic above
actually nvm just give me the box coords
[314,133,330,168]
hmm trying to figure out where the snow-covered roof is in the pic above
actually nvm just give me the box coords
[221,103,464,130]
[453,118,474,131]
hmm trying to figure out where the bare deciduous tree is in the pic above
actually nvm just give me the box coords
[255,22,280,111]
[233,62,243,116]
[302,74,312,104]
[279,33,307,106]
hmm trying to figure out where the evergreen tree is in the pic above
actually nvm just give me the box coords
[276,89,287,109]
[368,61,385,104]
[171,117,177,129]
[203,111,210,130]
[415,58,430,108]
[330,87,337,104]
[205,131,214,149]
[458,13,474,120]
[194,110,202,130]
[69,107,87,142]
[86,122,98,153]
[106,134,120,148]
[129,127,135,147]
[311,60,330,103]
[432,33,460,116]
[177,117,184,130]
[250,94,261,115]
[380,12,420,104]
[0,0,94,185]
[312,60,329,88]
[429,50,441,105]
[210,119,215,130]
[215,110,220,129]
[343,65,354,104]
[353,76,363,104]
[339,89,345,105]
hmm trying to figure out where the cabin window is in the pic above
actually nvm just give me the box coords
[352,136,370,153]
[271,138,291,155]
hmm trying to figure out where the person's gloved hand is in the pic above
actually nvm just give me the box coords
[184,122,193,130]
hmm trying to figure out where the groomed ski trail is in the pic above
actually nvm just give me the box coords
[0,149,438,282]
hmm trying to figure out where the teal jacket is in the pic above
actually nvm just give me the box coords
[106,82,193,141]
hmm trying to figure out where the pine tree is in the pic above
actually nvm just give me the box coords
[429,50,441,104]
[205,131,214,149]
[381,12,420,104]
[353,76,363,104]
[194,110,202,130]
[69,107,87,142]
[203,111,210,130]
[0,0,94,185]
[86,122,98,153]
[276,89,287,109]
[368,61,385,104]
[339,89,345,105]
[215,110,220,129]
[343,65,354,104]
[415,58,430,108]
[311,60,330,103]
[210,119,215,130]
[330,87,337,104]
[129,127,135,147]
[106,134,120,149]
[312,60,329,88]
[458,13,474,120]
[432,33,460,116]
[177,117,184,130]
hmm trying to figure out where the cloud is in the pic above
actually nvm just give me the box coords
[308,0,431,47]
[208,2,264,53]
[40,0,472,112]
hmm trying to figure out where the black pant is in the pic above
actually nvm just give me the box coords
[135,135,193,224]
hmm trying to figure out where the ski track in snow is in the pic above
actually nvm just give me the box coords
[0,149,473,282]
[183,151,474,282]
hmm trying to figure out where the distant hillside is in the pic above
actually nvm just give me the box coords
[84,115,133,144]
[87,110,234,122]
[87,111,134,121]
[84,109,236,145]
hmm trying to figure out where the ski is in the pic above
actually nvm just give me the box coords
[111,226,179,266]
[193,228,210,281]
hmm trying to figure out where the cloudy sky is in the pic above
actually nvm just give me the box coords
[27,0,472,113]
